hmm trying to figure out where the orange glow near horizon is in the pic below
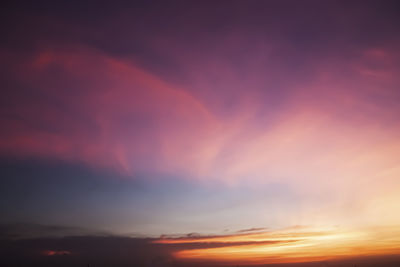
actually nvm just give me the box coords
[155,226,400,264]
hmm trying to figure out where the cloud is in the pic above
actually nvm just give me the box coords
[2,41,400,231]
[155,226,400,265]
[1,223,400,267]
[237,227,267,233]
[0,223,174,267]
[0,223,107,240]
[0,45,219,175]
[42,250,71,256]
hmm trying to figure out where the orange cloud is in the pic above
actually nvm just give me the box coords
[156,226,400,264]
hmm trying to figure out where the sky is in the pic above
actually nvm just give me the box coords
[1,0,400,266]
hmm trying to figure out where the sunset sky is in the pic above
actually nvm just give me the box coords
[1,1,400,266]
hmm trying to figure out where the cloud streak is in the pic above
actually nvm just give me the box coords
[1,223,400,266]
[156,226,400,265]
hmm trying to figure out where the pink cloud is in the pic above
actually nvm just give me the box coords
[42,250,71,256]
[1,46,221,174]
[2,44,400,225]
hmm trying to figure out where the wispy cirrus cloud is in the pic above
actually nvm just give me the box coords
[1,45,219,175]
[2,42,400,230]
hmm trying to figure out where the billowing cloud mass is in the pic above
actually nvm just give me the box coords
[1,1,400,265]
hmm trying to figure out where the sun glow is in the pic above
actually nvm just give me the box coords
[156,226,400,264]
